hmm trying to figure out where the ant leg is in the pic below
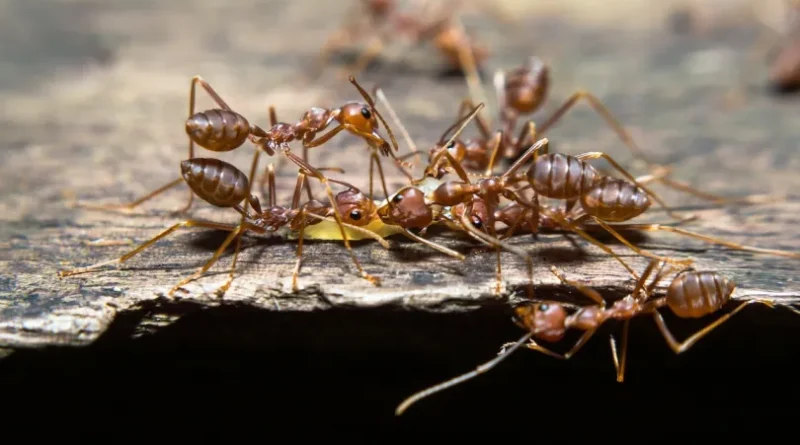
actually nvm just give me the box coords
[451,17,488,122]
[548,265,606,305]
[375,88,420,164]
[292,211,307,292]
[169,222,255,296]
[501,132,547,179]
[282,150,381,286]
[399,229,465,260]
[395,331,534,416]
[589,217,696,266]
[483,131,504,176]
[457,98,493,139]
[57,220,241,278]
[96,75,236,215]
[458,205,534,300]
[641,172,786,206]
[511,329,598,361]
[537,91,653,167]
[576,151,688,221]
[538,206,641,280]
[213,148,262,298]
[652,299,775,354]
[429,147,473,183]
[303,146,314,201]
[493,68,507,125]
[72,177,185,214]
[609,319,631,383]
[593,220,800,259]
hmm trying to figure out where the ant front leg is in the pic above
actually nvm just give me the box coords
[548,265,606,306]
[282,150,382,286]
[537,90,654,168]
[504,329,598,361]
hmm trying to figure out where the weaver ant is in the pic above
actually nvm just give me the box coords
[395,258,800,415]
[59,158,390,296]
[768,1,800,92]
[75,75,409,216]
[401,55,657,180]
[308,0,493,83]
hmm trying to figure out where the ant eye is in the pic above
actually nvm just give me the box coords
[392,194,404,203]
[538,303,549,311]
[360,107,372,120]
[446,140,456,149]
[349,210,362,221]
[471,218,483,230]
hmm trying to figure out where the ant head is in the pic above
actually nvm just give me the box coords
[451,199,489,232]
[377,186,433,229]
[336,188,377,227]
[338,102,380,133]
[514,301,567,343]
[364,0,393,16]
[337,102,392,154]
[432,138,467,161]
[503,59,549,115]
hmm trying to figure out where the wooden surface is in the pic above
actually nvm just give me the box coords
[1,0,799,349]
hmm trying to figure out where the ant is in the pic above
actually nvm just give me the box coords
[491,161,800,268]
[768,1,800,92]
[74,75,409,217]
[403,55,657,180]
[394,258,800,415]
[484,134,800,270]
[59,158,391,296]
[308,0,492,83]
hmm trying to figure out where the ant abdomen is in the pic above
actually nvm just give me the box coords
[185,109,252,152]
[667,271,736,318]
[180,158,250,208]
[581,177,652,222]
[527,153,600,199]
[504,58,549,114]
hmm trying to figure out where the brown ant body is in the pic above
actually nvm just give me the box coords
[309,0,490,82]
[414,56,656,180]
[395,259,800,415]
[77,75,407,215]
[59,159,390,296]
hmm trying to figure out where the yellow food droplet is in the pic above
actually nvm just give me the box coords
[289,218,405,241]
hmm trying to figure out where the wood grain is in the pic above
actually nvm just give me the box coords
[1,0,799,348]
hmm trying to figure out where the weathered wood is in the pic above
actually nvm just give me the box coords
[1,0,799,349]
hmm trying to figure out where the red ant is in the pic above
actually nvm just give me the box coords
[74,75,409,216]
[404,55,658,180]
[394,258,800,415]
[59,158,390,296]
[308,0,493,83]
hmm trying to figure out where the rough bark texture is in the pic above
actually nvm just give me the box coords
[1,0,799,351]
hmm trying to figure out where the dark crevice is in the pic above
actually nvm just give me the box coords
[1,298,798,434]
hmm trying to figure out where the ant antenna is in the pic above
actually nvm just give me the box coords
[395,330,533,416]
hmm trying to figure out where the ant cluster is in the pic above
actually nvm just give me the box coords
[59,5,800,416]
